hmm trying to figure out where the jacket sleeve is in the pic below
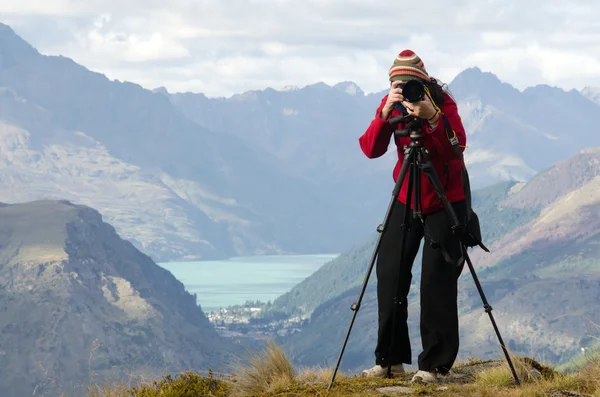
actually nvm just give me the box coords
[423,95,466,161]
[359,96,394,159]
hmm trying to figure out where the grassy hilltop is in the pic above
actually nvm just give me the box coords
[90,341,600,397]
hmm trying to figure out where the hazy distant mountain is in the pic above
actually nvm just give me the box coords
[0,200,241,397]
[448,67,600,186]
[273,149,600,373]
[166,80,392,186]
[0,22,366,261]
[165,66,600,231]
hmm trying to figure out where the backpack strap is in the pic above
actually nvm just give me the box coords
[438,113,490,253]
[424,89,489,252]
[439,113,472,214]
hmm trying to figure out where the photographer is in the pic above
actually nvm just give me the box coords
[358,49,468,384]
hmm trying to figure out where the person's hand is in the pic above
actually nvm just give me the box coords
[381,81,405,120]
[402,93,438,121]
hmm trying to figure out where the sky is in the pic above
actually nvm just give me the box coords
[1,0,600,98]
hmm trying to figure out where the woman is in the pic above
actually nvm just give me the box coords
[358,49,467,384]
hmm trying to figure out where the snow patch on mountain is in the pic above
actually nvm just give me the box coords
[282,108,299,116]
[333,81,365,96]
[282,85,300,92]
[581,86,600,105]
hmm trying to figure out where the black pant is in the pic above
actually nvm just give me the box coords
[374,199,467,374]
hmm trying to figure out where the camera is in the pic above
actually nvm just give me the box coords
[401,79,425,103]
[393,79,427,116]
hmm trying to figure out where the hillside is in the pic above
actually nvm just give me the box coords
[269,180,540,318]
[469,147,600,272]
[0,200,242,397]
[272,149,600,374]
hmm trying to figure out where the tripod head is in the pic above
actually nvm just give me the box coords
[388,113,425,143]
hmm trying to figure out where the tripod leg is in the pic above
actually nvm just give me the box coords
[462,246,521,385]
[416,147,520,385]
[413,151,421,219]
[327,147,415,391]
[385,158,415,378]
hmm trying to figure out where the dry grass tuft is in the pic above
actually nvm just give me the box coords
[296,364,344,385]
[579,352,600,393]
[475,355,556,387]
[469,353,600,397]
[229,339,296,396]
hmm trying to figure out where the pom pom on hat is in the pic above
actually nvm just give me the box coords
[389,49,431,82]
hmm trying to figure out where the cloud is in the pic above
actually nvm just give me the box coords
[2,0,600,97]
[76,14,191,63]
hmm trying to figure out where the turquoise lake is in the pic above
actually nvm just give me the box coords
[158,254,338,313]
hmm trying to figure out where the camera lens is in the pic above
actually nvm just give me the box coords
[403,80,425,103]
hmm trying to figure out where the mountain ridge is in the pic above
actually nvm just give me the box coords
[165,64,600,190]
[158,65,580,101]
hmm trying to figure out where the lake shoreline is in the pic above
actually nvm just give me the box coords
[158,254,339,313]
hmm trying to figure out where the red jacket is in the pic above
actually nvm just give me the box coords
[358,93,467,214]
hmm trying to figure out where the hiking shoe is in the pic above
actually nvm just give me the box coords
[411,370,438,384]
[362,364,405,378]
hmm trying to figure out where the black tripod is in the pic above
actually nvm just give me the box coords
[327,114,520,390]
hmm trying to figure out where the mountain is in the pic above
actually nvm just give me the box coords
[164,66,600,246]
[448,67,600,187]
[271,149,600,374]
[165,80,396,233]
[2,21,600,262]
[0,22,364,262]
[0,199,243,397]
[334,81,365,96]
[165,66,600,194]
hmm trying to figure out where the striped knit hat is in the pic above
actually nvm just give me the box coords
[389,49,431,83]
